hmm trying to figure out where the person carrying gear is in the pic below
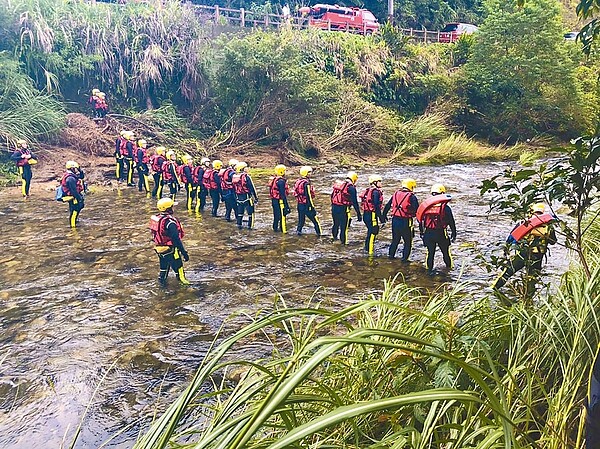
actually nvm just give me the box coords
[220,158,239,221]
[294,166,321,236]
[383,178,419,261]
[122,131,137,186]
[11,139,37,198]
[150,146,166,198]
[331,171,361,244]
[162,150,180,201]
[180,155,196,211]
[269,164,291,233]
[491,203,557,296]
[418,184,456,275]
[114,131,126,182]
[196,157,211,213]
[149,198,190,287]
[135,139,151,194]
[233,161,259,229]
[204,159,222,217]
[361,175,385,255]
[61,161,85,228]
[96,92,108,118]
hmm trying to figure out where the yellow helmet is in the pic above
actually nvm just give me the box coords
[157,198,175,212]
[368,174,382,185]
[531,203,545,214]
[66,160,80,169]
[228,158,239,167]
[119,130,126,137]
[137,139,147,148]
[275,164,287,176]
[347,171,358,184]
[17,139,27,146]
[155,146,165,155]
[235,161,248,173]
[212,159,223,170]
[401,178,417,191]
[166,150,176,159]
[201,157,211,166]
[92,88,100,94]
[97,92,106,98]
[183,154,193,163]
[431,183,446,194]
[299,166,313,177]
[125,131,135,140]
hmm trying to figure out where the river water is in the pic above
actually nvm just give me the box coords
[0,163,568,448]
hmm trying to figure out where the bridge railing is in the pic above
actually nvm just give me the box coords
[190,3,442,42]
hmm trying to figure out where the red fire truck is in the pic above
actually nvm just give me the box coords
[298,4,380,34]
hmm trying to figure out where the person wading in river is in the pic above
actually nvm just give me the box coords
[150,146,166,198]
[269,164,291,233]
[361,175,385,255]
[383,178,419,261]
[419,183,456,275]
[220,158,238,222]
[491,203,557,297]
[11,139,37,198]
[60,161,85,228]
[331,171,361,245]
[149,198,190,286]
[294,166,321,236]
[232,161,258,229]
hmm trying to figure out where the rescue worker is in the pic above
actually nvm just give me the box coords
[204,159,222,217]
[61,161,85,228]
[150,146,166,198]
[149,197,190,286]
[269,164,291,233]
[11,139,37,198]
[180,155,196,210]
[491,203,557,296]
[361,175,385,255]
[114,130,126,182]
[162,150,180,201]
[122,131,137,186]
[220,158,238,221]
[135,139,151,194]
[383,178,419,261]
[196,157,211,212]
[331,171,361,244]
[233,161,258,229]
[88,89,101,118]
[419,184,456,275]
[96,92,108,118]
[294,166,321,236]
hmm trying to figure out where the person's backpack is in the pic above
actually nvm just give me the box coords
[55,185,64,202]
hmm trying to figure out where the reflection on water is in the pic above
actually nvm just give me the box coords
[0,163,568,448]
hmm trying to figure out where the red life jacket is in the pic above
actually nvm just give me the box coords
[149,213,184,246]
[360,187,383,213]
[150,154,165,172]
[162,160,177,182]
[134,147,149,164]
[269,176,288,200]
[220,167,234,190]
[192,166,204,185]
[416,195,451,222]
[202,168,218,190]
[421,203,447,230]
[391,190,416,218]
[179,164,194,184]
[331,180,352,206]
[95,97,107,110]
[232,173,250,194]
[61,172,84,196]
[120,140,136,157]
[510,213,555,242]
[294,178,314,204]
[15,149,31,167]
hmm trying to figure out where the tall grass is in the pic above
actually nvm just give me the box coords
[132,249,600,449]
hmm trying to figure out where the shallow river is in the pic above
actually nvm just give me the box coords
[0,163,568,448]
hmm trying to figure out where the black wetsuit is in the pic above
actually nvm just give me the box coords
[11,148,35,197]
[331,182,361,244]
[296,178,321,235]
[271,177,290,233]
[362,187,385,254]
[419,200,456,273]
[383,189,419,260]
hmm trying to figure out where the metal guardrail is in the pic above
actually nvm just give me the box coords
[191,3,445,42]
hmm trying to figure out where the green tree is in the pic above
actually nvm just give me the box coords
[459,0,583,141]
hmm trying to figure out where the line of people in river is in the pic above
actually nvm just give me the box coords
[9,135,557,296]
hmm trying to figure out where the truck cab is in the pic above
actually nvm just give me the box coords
[299,4,380,34]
